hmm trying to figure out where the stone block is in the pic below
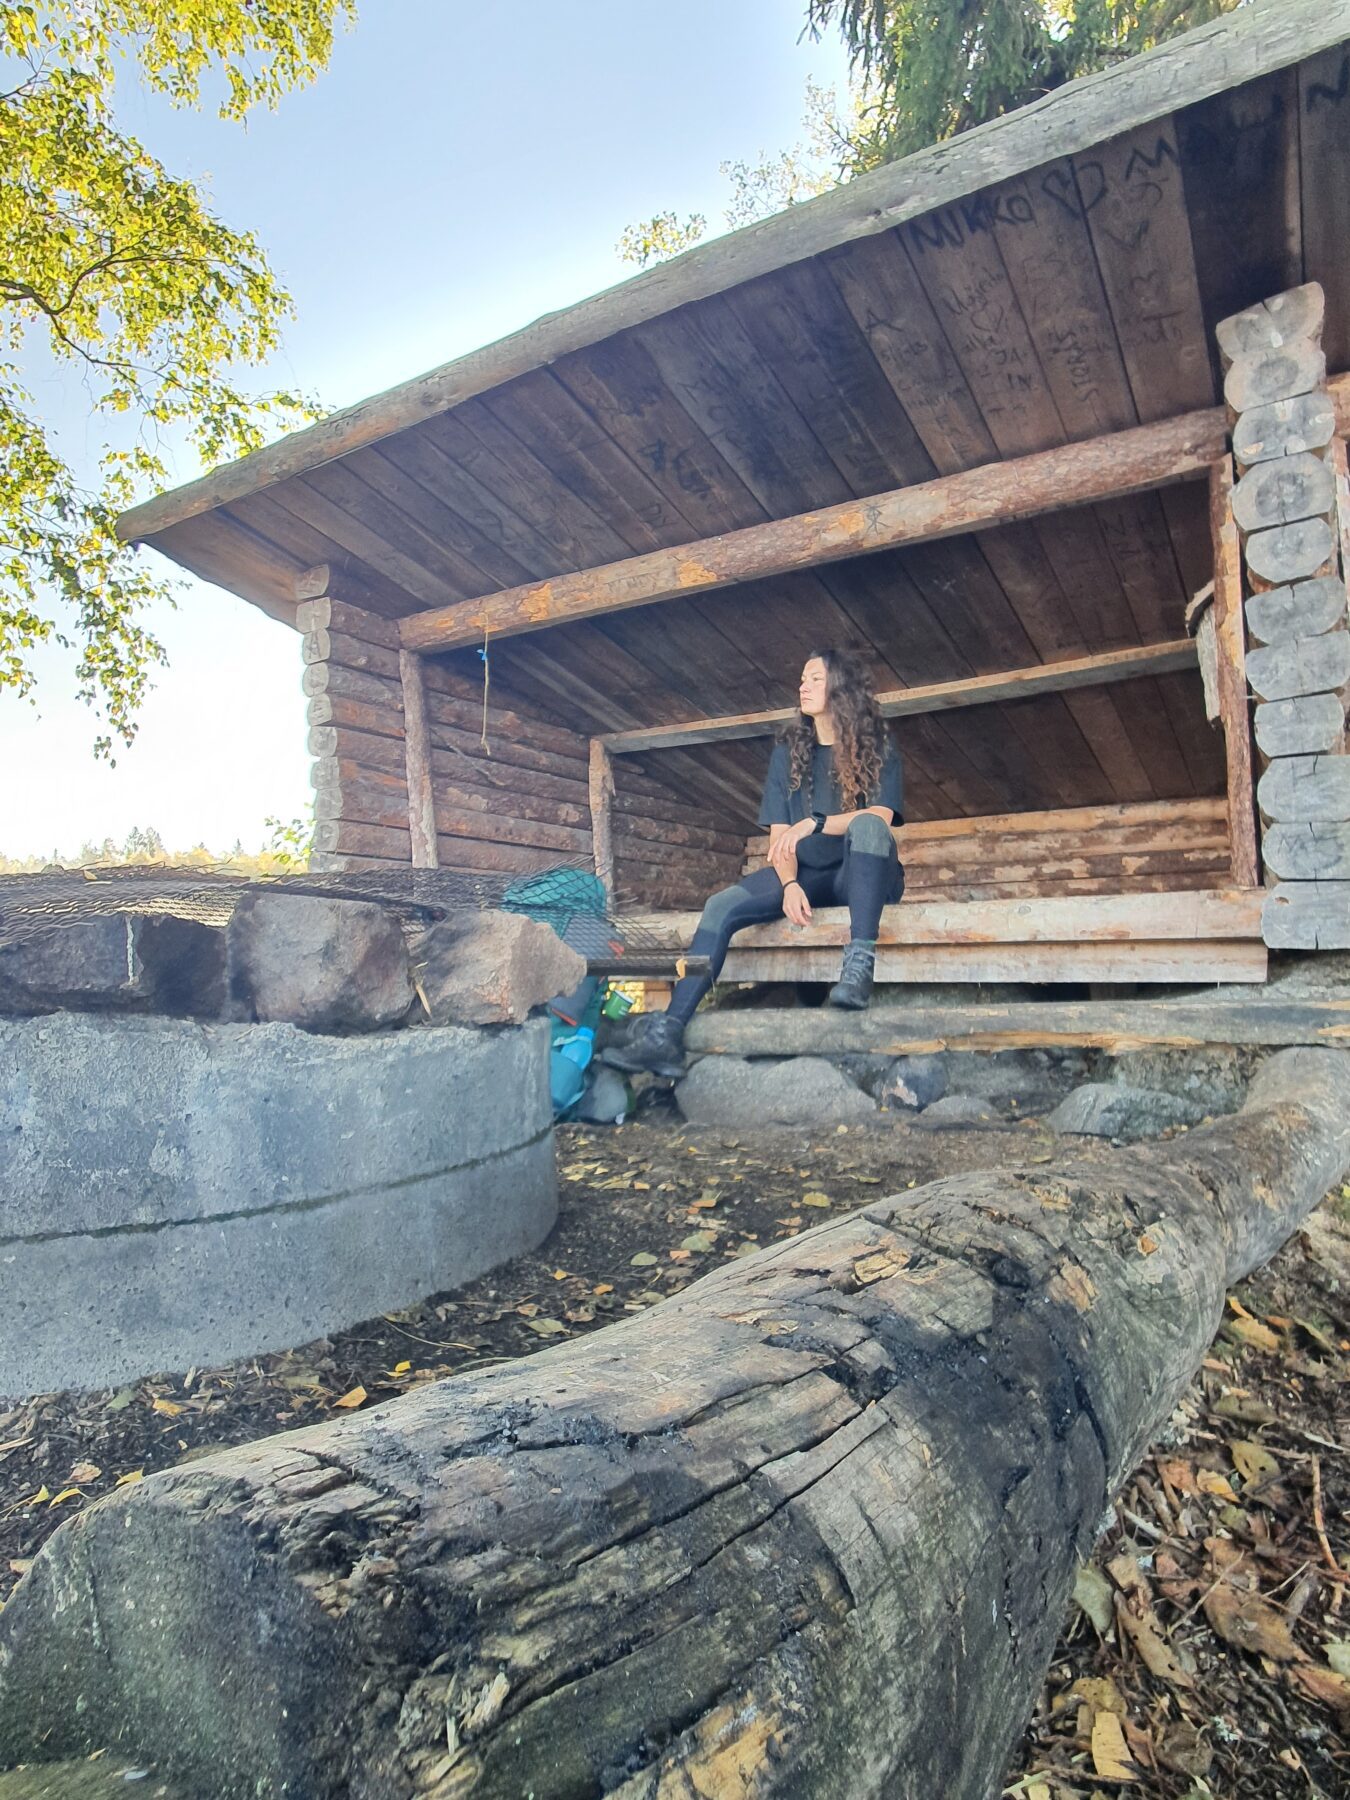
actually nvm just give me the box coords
[1047,1083,1209,1141]
[0,917,149,1015]
[229,893,413,1032]
[677,1055,877,1128]
[909,1094,1008,1132]
[411,910,585,1026]
[1109,1047,1259,1116]
[878,1053,947,1111]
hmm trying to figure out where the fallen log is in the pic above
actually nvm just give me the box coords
[2,1050,1349,1800]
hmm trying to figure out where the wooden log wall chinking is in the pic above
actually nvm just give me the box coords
[1217,285,1350,949]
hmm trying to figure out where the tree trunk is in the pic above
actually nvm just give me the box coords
[3,1050,1349,1800]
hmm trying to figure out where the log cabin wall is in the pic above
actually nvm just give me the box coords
[301,583,601,876]
[740,797,1234,905]
[301,578,752,891]
[609,752,749,911]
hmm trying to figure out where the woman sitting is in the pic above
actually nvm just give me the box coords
[608,648,904,1078]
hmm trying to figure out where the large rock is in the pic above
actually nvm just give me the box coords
[677,1055,877,1127]
[1109,1046,1261,1117]
[1047,1083,1210,1142]
[0,915,231,1021]
[909,1093,1009,1132]
[878,1053,947,1111]
[0,918,151,1014]
[410,910,586,1026]
[229,893,413,1031]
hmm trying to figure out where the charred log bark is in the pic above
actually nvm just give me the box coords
[3,1051,1350,1800]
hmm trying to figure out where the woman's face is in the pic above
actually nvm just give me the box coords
[799,657,829,718]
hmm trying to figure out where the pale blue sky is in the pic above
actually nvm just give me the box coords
[2,1,852,858]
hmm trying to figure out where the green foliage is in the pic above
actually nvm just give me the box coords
[621,2,1243,266]
[0,0,353,754]
[617,83,854,266]
[615,210,708,270]
[264,810,315,870]
[0,820,306,873]
[806,0,1241,167]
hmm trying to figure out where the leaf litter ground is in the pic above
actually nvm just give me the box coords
[0,1105,1347,1799]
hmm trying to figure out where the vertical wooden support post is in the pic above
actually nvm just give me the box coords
[1218,282,1350,948]
[1207,458,1260,889]
[399,649,439,869]
[589,738,615,901]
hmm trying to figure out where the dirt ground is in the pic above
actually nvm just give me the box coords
[1,1098,1347,1798]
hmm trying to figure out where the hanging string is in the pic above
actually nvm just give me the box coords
[478,622,492,756]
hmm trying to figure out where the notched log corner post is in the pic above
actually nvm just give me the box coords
[1219,284,1350,946]
[3,1050,1350,1800]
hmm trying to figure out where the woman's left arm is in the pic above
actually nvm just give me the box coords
[815,804,894,835]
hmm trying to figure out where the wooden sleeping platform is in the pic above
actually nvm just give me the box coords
[116,3,1350,992]
[632,799,1266,986]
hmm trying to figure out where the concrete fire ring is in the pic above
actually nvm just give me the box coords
[0,1013,557,1400]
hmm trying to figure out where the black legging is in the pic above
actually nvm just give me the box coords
[667,812,904,1026]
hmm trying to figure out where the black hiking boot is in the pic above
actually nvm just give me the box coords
[602,1010,687,1079]
[828,942,876,1010]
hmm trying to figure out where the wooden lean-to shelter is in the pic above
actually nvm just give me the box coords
[118,0,1350,996]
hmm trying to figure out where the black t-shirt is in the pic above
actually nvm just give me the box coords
[757,738,904,868]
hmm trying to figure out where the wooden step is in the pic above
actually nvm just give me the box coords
[684,996,1350,1056]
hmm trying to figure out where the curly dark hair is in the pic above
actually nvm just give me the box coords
[783,648,887,810]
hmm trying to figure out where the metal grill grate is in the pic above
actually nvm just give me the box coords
[0,859,669,958]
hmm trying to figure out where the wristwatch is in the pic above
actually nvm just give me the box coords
[810,811,827,834]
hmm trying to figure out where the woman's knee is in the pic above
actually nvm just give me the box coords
[699,883,751,934]
[845,812,895,856]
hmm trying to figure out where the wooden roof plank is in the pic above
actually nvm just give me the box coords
[398,397,1263,653]
[1180,69,1304,392]
[1079,118,1214,422]
[144,512,305,624]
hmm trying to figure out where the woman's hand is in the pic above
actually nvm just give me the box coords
[782,880,813,928]
[767,818,813,874]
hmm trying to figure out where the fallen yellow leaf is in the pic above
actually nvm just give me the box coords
[115,1470,143,1487]
[152,1397,184,1417]
[1230,1440,1280,1484]
[391,1361,412,1376]
[593,1283,614,1295]
[333,1386,367,1410]
[1197,1467,1239,1499]
[47,1487,82,1508]
[801,1191,832,1208]
[1090,1709,1139,1781]
[1224,1314,1281,1353]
